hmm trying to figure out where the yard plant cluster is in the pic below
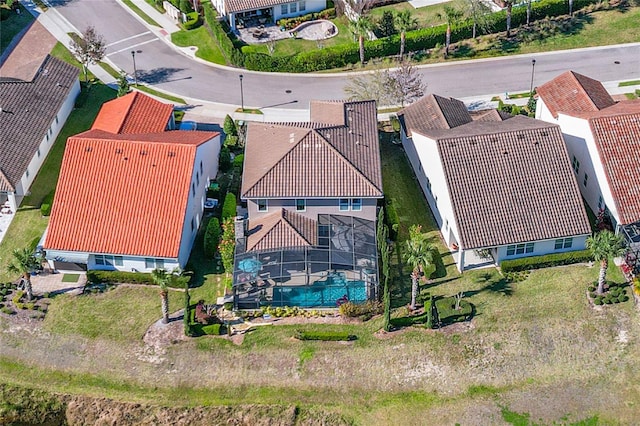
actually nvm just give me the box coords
[204,0,603,72]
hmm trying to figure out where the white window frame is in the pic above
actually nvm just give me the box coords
[290,2,297,13]
[299,0,306,11]
[506,243,534,256]
[257,199,268,212]
[554,237,573,250]
[339,198,349,211]
[281,4,288,14]
[351,198,362,211]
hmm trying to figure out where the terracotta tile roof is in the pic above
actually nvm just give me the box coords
[435,116,591,249]
[398,94,472,137]
[225,0,289,13]
[246,209,317,251]
[0,55,78,192]
[241,100,383,199]
[536,71,615,119]
[587,106,640,224]
[91,92,173,134]
[44,129,219,258]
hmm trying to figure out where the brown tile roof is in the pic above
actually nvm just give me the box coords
[474,109,512,122]
[246,209,317,251]
[91,92,173,134]
[225,0,289,13]
[536,71,615,119]
[435,116,591,249]
[45,129,218,258]
[398,94,472,137]
[241,100,383,199]
[0,21,56,82]
[587,106,640,224]
[0,55,79,192]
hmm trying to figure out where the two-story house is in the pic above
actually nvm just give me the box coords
[399,94,591,271]
[43,92,220,273]
[233,100,383,308]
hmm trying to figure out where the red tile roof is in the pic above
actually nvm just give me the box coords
[246,209,317,251]
[91,92,173,134]
[587,104,640,224]
[44,129,218,258]
[536,71,615,119]
[242,100,383,199]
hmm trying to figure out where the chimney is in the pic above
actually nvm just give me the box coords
[234,216,245,241]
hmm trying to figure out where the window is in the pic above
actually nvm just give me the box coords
[192,183,195,197]
[299,0,306,11]
[145,258,155,269]
[114,256,123,266]
[554,237,573,250]
[583,173,588,187]
[26,169,29,178]
[257,199,268,212]
[196,173,200,186]
[339,198,349,211]
[426,178,432,194]
[55,115,59,124]
[296,199,306,211]
[156,259,164,269]
[572,156,580,174]
[444,219,448,229]
[95,255,105,265]
[290,2,297,12]
[37,149,41,157]
[281,4,288,13]
[200,161,203,175]
[351,198,362,211]
[191,217,195,232]
[598,195,604,210]
[506,243,534,256]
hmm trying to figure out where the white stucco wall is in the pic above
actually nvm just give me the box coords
[177,134,221,267]
[492,234,589,265]
[245,197,378,222]
[401,129,460,249]
[45,249,180,273]
[15,79,80,206]
[535,97,556,123]
[211,0,226,16]
[273,0,325,21]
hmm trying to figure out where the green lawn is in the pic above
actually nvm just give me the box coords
[172,26,227,65]
[121,0,160,27]
[61,274,80,283]
[0,4,34,54]
[367,1,448,29]
[0,43,115,283]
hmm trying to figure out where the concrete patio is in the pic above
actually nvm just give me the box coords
[30,270,86,296]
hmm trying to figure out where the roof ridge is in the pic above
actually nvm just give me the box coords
[570,71,601,113]
[282,210,313,245]
[431,94,452,128]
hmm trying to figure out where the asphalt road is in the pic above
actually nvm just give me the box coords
[52,0,640,109]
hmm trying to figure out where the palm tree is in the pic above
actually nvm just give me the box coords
[349,16,373,66]
[504,0,514,37]
[586,231,626,295]
[438,5,463,58]
[151,268,171,324]
[395,10,417,59]
[404,225,435,310]
[7,248,39,301]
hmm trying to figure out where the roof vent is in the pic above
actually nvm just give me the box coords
[168,151,176,157]
[517,134,525,140]
[115,148,122,154]
[503,150,508,155]
[85,146,92,152]
[289,132,295,143]
[611,119,617,125]
[140,150,147,156]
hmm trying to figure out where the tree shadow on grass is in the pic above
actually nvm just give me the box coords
[463,272,513,297]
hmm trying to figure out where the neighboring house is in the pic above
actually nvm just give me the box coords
[536,71,640,273]
[234,100,383,308]
[214,0,325,30]
[0,54,80,212]
[398,94,591,271]
[43,92,220,273]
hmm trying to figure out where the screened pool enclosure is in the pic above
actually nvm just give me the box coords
[233,214,379,309]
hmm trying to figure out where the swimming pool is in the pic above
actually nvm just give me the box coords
[271,277,368,308]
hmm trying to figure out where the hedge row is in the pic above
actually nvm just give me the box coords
[500,249,593,273]
[87,270,189,287]
[183,11,201,30]
[294,330,357,341]
[277,8,336,30]
[40,190,55,217]
[204,0,600,72]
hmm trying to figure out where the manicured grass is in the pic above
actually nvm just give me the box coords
[619,79,640,87]
[134,85,187,104]
[186,215,227,304]
[0,43,115,283]
[121,0,160,27]
[43,286,183,342]
[99,61,121,79]
[61,274,80,283]
[51,42,97,82]
[172,26,226,65]
[0,4,34,54]
[368,1,447,29]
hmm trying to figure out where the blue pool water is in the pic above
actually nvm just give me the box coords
[271,277,368,308]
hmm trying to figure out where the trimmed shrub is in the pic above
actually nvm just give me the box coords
[86,270,189,287]
[178,0,192,13]
[435,297,472,325]
[203,3,244,66]
[0,306,15,315]
[500,249,592,273]
[202,324,222,335]
[40,190,55,216]
[224,135,238,148]
[338,300,383,318]
[221,192,237,220]
[203,217,221,258]
[385,198,400,241]
[294,330,357,341]
[223,114,237,136]
[233,153,244,169]
[182,11,201,30]
[389,303,432,327]
[219,146,231,172]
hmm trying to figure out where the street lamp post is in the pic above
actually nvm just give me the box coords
[239,74,244,112]
[131,51,138,87]
[529,59,536,96]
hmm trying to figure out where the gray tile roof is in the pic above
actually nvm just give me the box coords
[434,116,591,249]
[0,55,78,192]
[241,100,383,199]
[398,94,472,137]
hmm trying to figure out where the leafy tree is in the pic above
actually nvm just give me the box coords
[179,0,193,13]
[438,5,462,58]
[586,231,627,295]
[218,217,236,278]
[223,114,237,137]
[377,208,392,331]
[222,192,237,220]
[388,59,427,107]
[349,16,373,66]
[70,26,106,83]
[151,268,171,324]
[403,225,435,310]
[7,248,39,301]
[183,284,192,336]
[344,68,394,105]
[117,72,130,97]
[462,0,492,38]
[219,146,231,172]
[377,10,396,37]
[204,217,221,258]
[395,10,417,58]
